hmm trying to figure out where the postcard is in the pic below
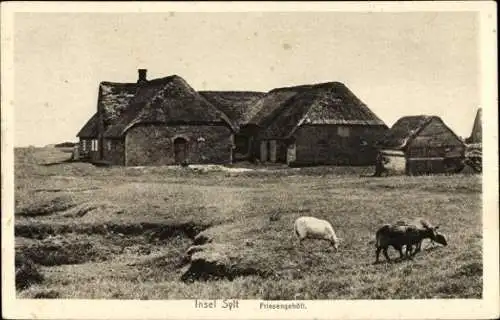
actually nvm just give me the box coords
[1,1,498,319]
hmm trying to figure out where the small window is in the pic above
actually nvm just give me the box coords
[107,140,112,151]
[337,126,350,137]
[81,140,87,152]
[91,139,99,151]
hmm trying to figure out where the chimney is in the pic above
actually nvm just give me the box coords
[137,69,147,83]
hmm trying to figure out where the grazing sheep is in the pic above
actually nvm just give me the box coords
[294,216,340,251]
[374,222,442,263]
[411,219,447,253]
[395,218,448,254]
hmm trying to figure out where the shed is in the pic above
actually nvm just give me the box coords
[378,115,466,175]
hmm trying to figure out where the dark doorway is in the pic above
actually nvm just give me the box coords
[174,137,188,164]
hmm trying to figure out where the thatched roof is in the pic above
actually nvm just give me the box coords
[255,82,386,139]
[99,82,138,128]
[378,115,462,149]
[79,74,388,140]
[103,75,237,138]
[247,86,310,127]
[379,116,434,149]
[199,91,266,125]
[77,81,137,138]
[76,113,99,138]
[465,108,482,144]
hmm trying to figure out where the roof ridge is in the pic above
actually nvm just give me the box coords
[199,90,265,94]
[269,81,345,93]
[99,74,183,88]
[100,81,136,86]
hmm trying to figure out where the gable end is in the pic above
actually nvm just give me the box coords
[407,117,465,151]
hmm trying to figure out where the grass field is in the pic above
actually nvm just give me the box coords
[13,147,482,299]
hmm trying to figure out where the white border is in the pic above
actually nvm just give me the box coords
[1,2,498,319]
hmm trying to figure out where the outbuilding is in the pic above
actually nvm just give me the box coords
[378,115,466,175]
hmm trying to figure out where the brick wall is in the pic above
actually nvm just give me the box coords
[78,139,92,159]
[89,150,100,162]
[124,124,233,166]
[103,139,125,165]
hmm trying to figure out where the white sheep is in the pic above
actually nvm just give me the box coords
[293,216,340,250]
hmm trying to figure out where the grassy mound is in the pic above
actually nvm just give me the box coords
[17,238,110,266]
[16,194,78,217]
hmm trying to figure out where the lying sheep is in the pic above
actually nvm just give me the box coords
[374,222,443,263]
[294,216,340,251]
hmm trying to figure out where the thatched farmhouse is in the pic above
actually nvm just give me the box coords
[77,70,237,166]
[77,70,388,166]
[377,116,466,175]
[246,82,389,165]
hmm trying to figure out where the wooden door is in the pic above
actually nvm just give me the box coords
[269,140,277,163]
[260,141,268,162]
[174,138,188,164]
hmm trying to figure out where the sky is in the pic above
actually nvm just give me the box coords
[13,11,480,147]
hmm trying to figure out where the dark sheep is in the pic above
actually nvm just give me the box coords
[395,219,448,254]
[374,222,443,263]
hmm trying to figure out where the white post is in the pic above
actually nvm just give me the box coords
[287,143,296,165]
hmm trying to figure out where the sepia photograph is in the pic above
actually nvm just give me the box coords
[1,1,498,319]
